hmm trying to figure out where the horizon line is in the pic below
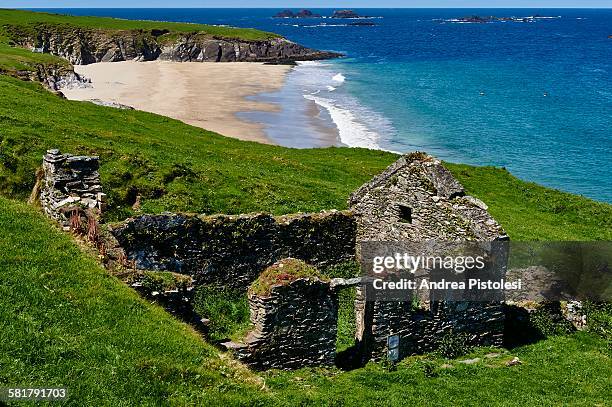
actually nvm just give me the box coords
[13,7,612,10]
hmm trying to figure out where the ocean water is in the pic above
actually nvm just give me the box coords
[35,9,612,202]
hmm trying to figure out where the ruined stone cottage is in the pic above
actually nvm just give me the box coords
[37,149,511,369]
[348,152,509,361]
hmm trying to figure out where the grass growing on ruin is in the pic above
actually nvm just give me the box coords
[193,285,251,342]
[249,259,329,296]
[1,75,610,241]
[2,196,610,406]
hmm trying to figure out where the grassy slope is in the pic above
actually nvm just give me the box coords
[0,10,610,404]
[1,197,610,406]
[0,75,395,220]
[0,41,69,72]
[447,164,612,240]
[0,75,610,240]
[0,9,280,40]
[0,197,264,406]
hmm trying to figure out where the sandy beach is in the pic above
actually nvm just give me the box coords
[62,61,293,144]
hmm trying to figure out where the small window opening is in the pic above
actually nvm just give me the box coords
[398,205,412,224]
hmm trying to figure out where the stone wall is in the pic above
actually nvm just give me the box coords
[359,292,504,360]
[349,153,508,361]
[109,211,356,289]
[39,149,106,226]
[36,149,517,369]
[224,263,338,370]
[349,152,507,242]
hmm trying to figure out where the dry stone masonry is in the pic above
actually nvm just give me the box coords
[36,149,530,369]
[224,259,338,370]
[110,211,356,289]
[349,152,509,361]
[349,152,507,242]
[39,149,105,226]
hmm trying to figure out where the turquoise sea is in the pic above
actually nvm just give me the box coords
[37,9,612,202]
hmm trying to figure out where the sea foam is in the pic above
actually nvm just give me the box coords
[304,94,380,149]
[332,73,346,83]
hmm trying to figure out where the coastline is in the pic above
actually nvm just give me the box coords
[62,61,293,144]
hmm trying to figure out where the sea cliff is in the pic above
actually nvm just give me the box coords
[5,23,341,65]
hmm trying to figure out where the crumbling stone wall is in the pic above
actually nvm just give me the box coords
[109,211,356,289]
[350,153,508,361]
[360,293,505,360]
[39,149,105,226]
[225,261,338,370]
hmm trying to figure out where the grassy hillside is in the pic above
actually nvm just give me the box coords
[0,9,280,41]
[1,74,610,240]
[0,10,610,405]
[0,40,69,72]
[1,196,610,405]
[0,197,263,405]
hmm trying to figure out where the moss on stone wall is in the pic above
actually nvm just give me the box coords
[249,258,328,296]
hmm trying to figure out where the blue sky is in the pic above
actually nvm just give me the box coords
[2,1,610,8]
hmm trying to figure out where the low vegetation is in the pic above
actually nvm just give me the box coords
[1,197,610,405]
[0,9,610,405]
[249,258,328,296]
[0,75,609,240]
[193,285,251,342]
[0,197,263,405]
[0,9,280,41]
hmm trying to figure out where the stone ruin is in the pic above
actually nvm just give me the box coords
[39,149,106,226]
[224,259,338,370]
[349,152,507,242]
[109,211,356,289]
[38,149,551,370]
[348,152,509,361]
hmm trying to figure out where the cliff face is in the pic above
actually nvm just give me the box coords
[7,24,340,65]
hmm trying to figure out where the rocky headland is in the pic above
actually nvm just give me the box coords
[4,23,342,66]
[331,10,368,19]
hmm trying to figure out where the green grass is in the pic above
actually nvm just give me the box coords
[193,285,251,342]
[0,9,280,41]
[0,41,68,72]
[0,74,610,241]
[0,9,610,406]
[0,196,265,405]
[249,258,328,296]
[446,164,612,240]
[263,333,611,406]
[1,196,610,406]
[0,74,395,221]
